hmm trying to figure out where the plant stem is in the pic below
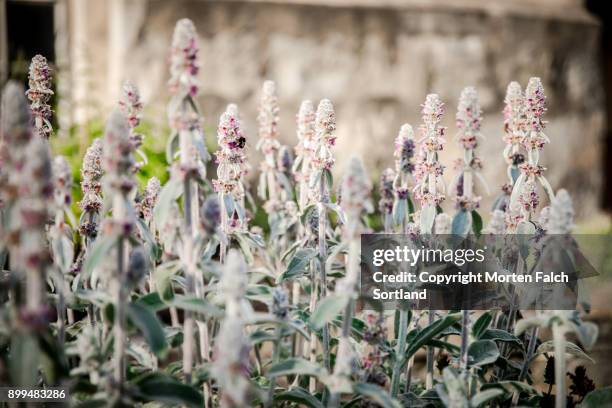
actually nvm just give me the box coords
[553,323,566,408]
[459,309,470,370]
[266,326,282,408]
[426,309,434,389]
[391,308,409,397]
[113,237,126,391]
[182,177,195,383]
[308,261,318,393]
[318,178,330,372]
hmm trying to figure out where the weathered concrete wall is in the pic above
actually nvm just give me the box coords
[87,0,605,218]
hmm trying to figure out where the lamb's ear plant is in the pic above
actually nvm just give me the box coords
[414,93,447,389]
[213,103,249,260]
[388,123,418,396]
[392,123,416,231]
[1,81,54,319]
[509,77,555,392]
[26,54,54,139]
[212,249,251,408]
[451,87,486,378]
[119,81,147,171]
[101,109,137,394]
[2,21,611,407]
[257,80,282,209]
[78,138,104,325]
[328,157,373,407]
[50,156,76,344]
[311,98,337,377]
[163,18,211,383]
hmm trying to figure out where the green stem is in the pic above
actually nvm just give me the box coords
[553,324,566,408]
[318,178,330,373]
[391,308,409,397]
[266,326,283,408]
[113,237,126,392]
[459,309,470,370]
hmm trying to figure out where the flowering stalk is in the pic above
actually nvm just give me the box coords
[453,87,486,372]
[51,156,75,343]
[498,82,527,207]
[266,287,289,407]
[294,100,316,212]
[393,124,416,231]
[257,80,282,209]
[26,55,54,139]
[212,250,251,407]
[379,168,396,232]
[510,77,554,219]
[1,81,54,322]
[168,18,210,382]
[388,124,417,393]
[139,176,161,290]
[548,190,574,408]
[78,139,104,325]
[213,104,248,262]
[510,79,554,390]
[312,99,337,375]
[414,94,446,388]
[119,81,146,171]
[415,94,446,232]
[101,109,136,390]
[290,100,316,358]
[329,157,372,407]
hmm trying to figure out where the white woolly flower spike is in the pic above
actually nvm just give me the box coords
[139,177,161,222]
[53,156,73,209]
[257,80,280,152]
[312,99,337,171]
[456,86,482,142]
[545,189,574,235]
[452,87,486,214]
[394,123,416,179]
[509,78,554,218]
[340,157,373,218]
[296,100,316,154]
[168,18,199,98]
[434,213,452,234]
[415,94,446,232]
[2,81,32,146]
[484,209,506,234]
[212,317,250,408]
[26,55,54,139]
[219,249,248,314]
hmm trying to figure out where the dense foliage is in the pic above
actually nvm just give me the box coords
[1,18,611,408]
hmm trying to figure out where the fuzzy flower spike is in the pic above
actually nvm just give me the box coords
[502,81,527,184]
[378,168,396,231]
[257,81,281,214]
[167,18,210,183]
[212,250,251,407]
[293,100,316,210]
[79,139,104,241]
[312,99,337,175]
[451,87,488,219]
[340,157,373,238]
[414,94,446,233]
[214,104,248,236]
[26,55,54,139]
[510,78,554,222]
[392,124,416,229]
[1,81,54,319]
[168,19,200,99]
[119,81,147,171]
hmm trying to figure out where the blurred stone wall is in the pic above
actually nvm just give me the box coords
[83,0,605,218]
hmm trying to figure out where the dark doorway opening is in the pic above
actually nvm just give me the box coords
[7,0,55,82]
